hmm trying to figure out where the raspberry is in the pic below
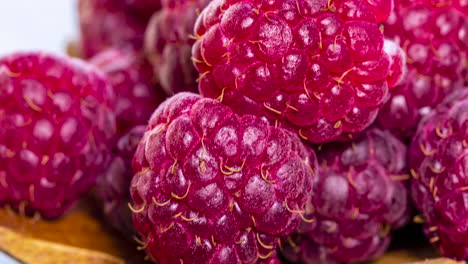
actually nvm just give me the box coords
[0,52,116,219]
[409,89,468,259]
[96,125,145,239]
[145,0,210,95]
[377,0,468,137]
[130,93,316,264]
[124,0,162,19]
[92,49,165,239]
[192,0,404,143]
[78,0,152,58]
[281,234,339,264]
[283,128,410,263]
[90,48,166,134]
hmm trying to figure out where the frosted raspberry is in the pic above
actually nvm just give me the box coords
[0,52,116,219]
[145,0,210,95]
[192,0,404,143]
[90,48,166,133]
[283,128,410,263]
[378,0,467,137]
[409,89,468,259]
[130,93,316,264]
[96,125,145,239]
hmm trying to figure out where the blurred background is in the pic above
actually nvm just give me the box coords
[0,0,76,55]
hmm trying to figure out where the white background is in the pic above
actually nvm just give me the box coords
[0,0,77,56]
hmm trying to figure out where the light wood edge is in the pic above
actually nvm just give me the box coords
[404,258,466,264]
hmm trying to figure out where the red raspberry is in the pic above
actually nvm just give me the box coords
[0,52,116,219]
[91,49,166,239]
[283,128,410,263]
[96,125,146,239]
[281,234,339,264]
[130,93,316,264]
[145,0,211,95]
[124,0,162,19]
[410,89,468,259]
[90,48,166,134]
[378,0,467,137]
[78,0,152,58]
[192,0,404,143]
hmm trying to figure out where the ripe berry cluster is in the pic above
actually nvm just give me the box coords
[0,0,467,263]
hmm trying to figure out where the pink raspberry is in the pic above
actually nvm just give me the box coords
[145,0,211,95]
[410,89,468,260]
[192,0,405,143]
[0,52,116,219]
[90,48,166,134]
[130,93,316,264]
[378,0,467,137]
[283,128,410,263]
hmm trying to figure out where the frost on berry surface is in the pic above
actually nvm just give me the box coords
[378,0,468,137]
[192,0,405,144]
[0,52,116,219]
[130,93,316,264]
[90,48,166,134]
[282,128,410,263]
[145,0,211,95]
[409,89,468,259]
[78,0,159,58]
[96,126,145,239]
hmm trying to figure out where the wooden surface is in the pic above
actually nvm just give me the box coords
[0,226,124,264]
[0,198,148,264]
[0,198,459,264]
